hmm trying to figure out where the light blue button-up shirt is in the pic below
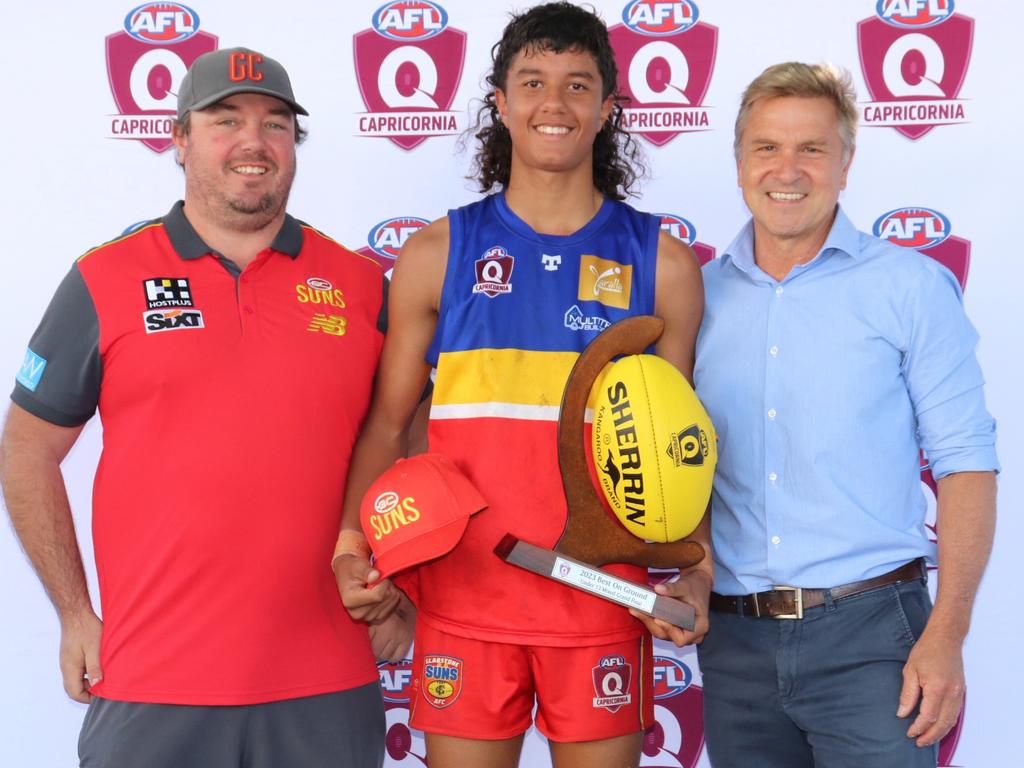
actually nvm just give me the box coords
[695,208,999,595]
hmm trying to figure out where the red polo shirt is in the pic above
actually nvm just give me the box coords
[13,203,385,704]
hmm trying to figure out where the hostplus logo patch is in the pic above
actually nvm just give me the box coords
[609,1,718,146]
[357,216,430,270]
[657,213,715,265]
[858,0,973,139]
[105,4,218,152]
[353,2,466,150]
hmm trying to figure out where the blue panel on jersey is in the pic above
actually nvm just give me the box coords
[17,348,48,392]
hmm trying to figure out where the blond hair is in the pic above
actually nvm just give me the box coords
[734,62,857,163]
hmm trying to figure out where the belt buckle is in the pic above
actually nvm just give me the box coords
[772,586,803,619]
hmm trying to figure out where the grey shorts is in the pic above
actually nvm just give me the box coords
[79,684,385,768]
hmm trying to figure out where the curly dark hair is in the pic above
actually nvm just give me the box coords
[470,2,643,200]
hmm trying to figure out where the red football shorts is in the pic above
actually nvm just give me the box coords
[409,620,654,742]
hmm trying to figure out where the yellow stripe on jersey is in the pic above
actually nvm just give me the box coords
[77,222,163,263]
[431,348,608,421]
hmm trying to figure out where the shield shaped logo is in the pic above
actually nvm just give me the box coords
[473,247,514,298]
[644,656,705,768]
[352,24,466,151]
[857,13,974,140]
[105,30,218,153]
[420,655,463,709]
[592,654,633,713]
[609,15,717,147]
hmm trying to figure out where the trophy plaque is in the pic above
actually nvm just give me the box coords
[495,316,706,629]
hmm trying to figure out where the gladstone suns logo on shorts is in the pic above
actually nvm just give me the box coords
[643,654,705,767]
[353,2,466,150]
[656,213,716,265]
[858,1,973,139]
[105,4,218,152]
[609,1,718,146]
[420,655,462,709]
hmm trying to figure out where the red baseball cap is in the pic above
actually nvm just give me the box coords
[360,454,487,581]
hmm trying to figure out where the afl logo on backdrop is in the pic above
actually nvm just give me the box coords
[609,1,717,146]
[643,654,706,767]
[873,206,970,289]
[656,213,715,266]
[857,1,973,139]
[105,4,217,153]
[353,2,466,150]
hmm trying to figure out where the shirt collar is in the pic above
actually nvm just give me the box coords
[161,200,304,261]
[722,205,862,276]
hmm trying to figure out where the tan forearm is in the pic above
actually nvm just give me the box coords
[929,470,997,639]
[0,407,91,619]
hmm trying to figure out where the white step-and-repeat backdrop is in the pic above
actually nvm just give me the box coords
[1,1,1019,765]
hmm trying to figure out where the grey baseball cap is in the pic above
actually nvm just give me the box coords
[176,47,308,119]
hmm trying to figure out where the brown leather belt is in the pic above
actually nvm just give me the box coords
[709,559,926,619]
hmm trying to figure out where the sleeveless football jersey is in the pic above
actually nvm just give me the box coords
[421,193,659,645]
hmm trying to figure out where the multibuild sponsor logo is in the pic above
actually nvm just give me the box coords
[353,1,466,150]
[858,0,973,139]
[105,4,217,152]
[609,1,718,146]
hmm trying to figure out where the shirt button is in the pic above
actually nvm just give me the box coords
[243,305,254,315]
[771,535,781,546]
[769,345,779,358]
[769,472,778,484]
[775,286,784,297]
[767,408,777,420]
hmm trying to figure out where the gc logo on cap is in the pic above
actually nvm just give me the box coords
[360,454,487,581]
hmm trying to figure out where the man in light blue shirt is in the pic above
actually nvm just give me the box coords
[656,63,998,768]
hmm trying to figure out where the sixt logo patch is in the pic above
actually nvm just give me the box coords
[17,349,48,392]
[106,6,218,152]
[421,655,462,709]
[609,1,717,146]
[873,207,950,249]
[124,3,200,43]
[353,2,466,150]
[877,0,953,29]
[652,655,692,699]
[144,308,204,333]
[373,0,448,40]
[622,0,699,36]
[378,658,414,703]
[368,217,430,261]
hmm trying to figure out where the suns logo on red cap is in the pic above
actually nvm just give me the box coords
[373,0,448,40]
[622,0,699,36]
[124,3,200,43]
[873,207,951,249]
[877,0,954,29]
[367,492,421,540]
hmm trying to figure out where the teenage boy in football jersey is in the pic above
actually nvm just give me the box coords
[334,4,709,766]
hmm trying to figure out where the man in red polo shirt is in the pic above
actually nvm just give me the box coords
[0,48,386,767]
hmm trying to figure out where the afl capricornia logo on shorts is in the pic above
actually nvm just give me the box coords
[473,246,514,298]
[420,655,462,709]
[592,654,633,713]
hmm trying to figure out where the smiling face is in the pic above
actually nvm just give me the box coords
[174,92,297,233]
[494,46,614,183]
[736,95,853,260]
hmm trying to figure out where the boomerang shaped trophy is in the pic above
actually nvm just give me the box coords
[495,316,706,629]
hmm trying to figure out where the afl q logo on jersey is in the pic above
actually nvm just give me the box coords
[353,2,466,150]
[608,1,718,147]
[858,1,973,140]
[643,654,705,768]
[656,213,715,266]
[105,4,218,153]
